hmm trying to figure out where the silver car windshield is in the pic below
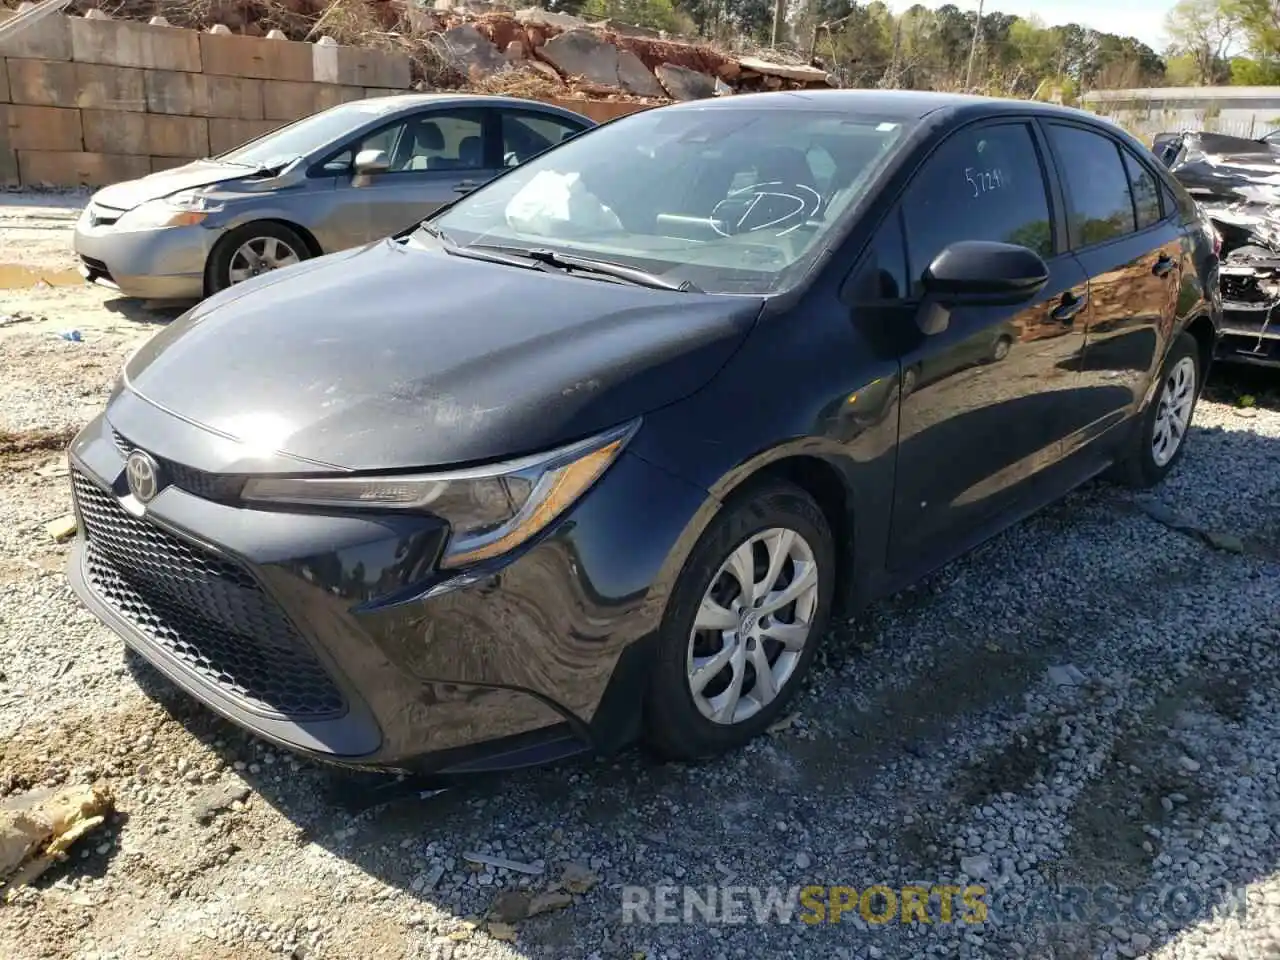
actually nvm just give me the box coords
[217,101,397,169]
[432,107,914,295]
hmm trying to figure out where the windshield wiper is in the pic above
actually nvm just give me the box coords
[418,225,546,271]
[518,247,702,293]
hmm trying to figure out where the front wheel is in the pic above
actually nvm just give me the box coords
[643,480,835,761]
[206,221,310,295]
[1106,331,1201,488]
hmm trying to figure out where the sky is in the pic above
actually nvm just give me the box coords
[886,0,1176,54]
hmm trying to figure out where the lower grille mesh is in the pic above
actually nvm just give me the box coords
[73,470,345,720]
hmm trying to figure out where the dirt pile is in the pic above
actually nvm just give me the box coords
[57,0,834,102]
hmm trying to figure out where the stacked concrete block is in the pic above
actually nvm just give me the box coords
[5,104,82,151]
[0,9,72,60]
[200,32,313,82]
[82,110,208,158]
[146,71,265,121]
[68,17,201,72]
[208,118,285,155]
[314,43,411,90]
[6,60,147,110]
[18,151,150,187]
[263,79,365,122]
[0,13,410,187]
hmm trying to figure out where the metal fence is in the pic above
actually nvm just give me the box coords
[1081,87,1280,142]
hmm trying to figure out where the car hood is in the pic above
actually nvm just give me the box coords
[118,238,763,472]
[91,160,253,211]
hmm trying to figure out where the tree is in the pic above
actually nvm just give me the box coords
[1225,0,1280,57]
[1165,0,1237,83]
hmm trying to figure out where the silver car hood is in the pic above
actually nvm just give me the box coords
[90,160,252,212]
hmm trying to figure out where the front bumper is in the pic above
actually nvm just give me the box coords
[73,215,211,301]
[64,410,707,772]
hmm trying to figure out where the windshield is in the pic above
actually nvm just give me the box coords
[431,107,914,295]
[217,101,396,169]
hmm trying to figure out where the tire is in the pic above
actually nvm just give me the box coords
[643,479,836,762]
[206,221,311,295]
[1105,331,1202,489]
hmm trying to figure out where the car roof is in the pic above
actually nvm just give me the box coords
[661,88,1109,125]
[342,92,587,115]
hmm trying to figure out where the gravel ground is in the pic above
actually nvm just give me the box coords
[2,193,1280,960]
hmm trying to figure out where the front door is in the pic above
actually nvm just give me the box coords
[325,108,499,244]
[888,119,1090,569]
[1042,122,1182,457]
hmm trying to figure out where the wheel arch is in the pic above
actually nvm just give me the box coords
[650,443,862,627]
[203,218,324,296]
[1184,312,1218,386]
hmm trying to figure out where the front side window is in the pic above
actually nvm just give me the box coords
[902,121,1053,295]
[388,111,486,172]
[430,108,915,296]
[1047,124,1137,247]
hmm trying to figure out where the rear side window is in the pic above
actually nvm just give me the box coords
[1122,150,1162,229]
[1047,124,1137,247]
[902,121,1053,295]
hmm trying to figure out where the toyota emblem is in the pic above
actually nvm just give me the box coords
[125,449,161,502]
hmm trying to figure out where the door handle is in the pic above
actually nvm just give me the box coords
[453,180,478,194]
[1153,254,1176,277]
[1050,290,1088,324]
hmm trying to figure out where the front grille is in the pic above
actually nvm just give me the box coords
[73,470,346,720]
[111,428,245,503]
[88,204,122,227]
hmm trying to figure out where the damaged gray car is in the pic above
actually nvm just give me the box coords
[1155,130,1280,368]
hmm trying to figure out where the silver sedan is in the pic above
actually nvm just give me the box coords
[72,93,595,301]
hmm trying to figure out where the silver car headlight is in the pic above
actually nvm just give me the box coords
[240,420,639,568]
[114,191,222,231]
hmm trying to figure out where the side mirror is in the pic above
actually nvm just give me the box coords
[353,148,390,176]
[916,240,1049,335]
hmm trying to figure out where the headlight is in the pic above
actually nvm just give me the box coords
[114,192,220,230]
[240,420,639,568]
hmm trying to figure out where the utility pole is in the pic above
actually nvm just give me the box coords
[964,0,984,91]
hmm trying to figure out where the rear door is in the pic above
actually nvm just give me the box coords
[1043,122,1182,458]
[887,118,1090,568]
[497,108,592,169]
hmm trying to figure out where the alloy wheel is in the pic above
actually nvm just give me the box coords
[228,236,301,286]
[1151,355,1196,467]
[686,527,820,725]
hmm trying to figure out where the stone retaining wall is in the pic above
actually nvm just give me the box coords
[0,11,646,188]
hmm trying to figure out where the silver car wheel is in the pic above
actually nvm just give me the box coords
[687,527,820,725]
[228,236,302,286]
[1151,355,1196,467]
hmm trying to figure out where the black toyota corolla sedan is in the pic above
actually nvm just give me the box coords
[66,90,1221,775]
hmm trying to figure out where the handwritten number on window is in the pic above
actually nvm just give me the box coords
[965,166,1004,198]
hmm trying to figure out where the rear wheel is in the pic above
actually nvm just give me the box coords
[643,480,835,761]
[206,222,310,295]
[1106,331,1201,488]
